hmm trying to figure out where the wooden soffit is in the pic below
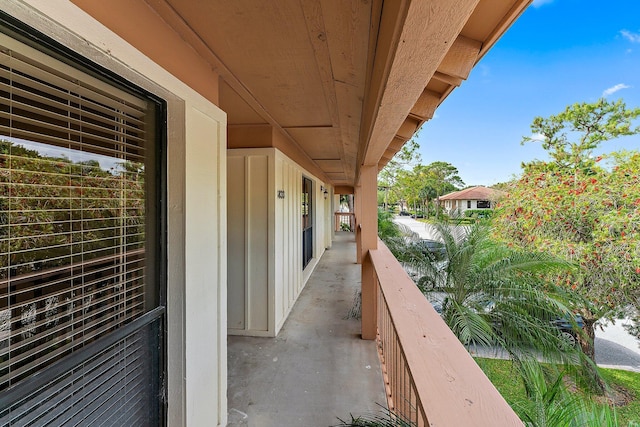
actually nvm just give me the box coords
[71,0,531,186]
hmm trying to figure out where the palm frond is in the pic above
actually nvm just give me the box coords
[402,218,585,371]
[514,361,619,427]
[443,299,496,348]
[333,406,416,427]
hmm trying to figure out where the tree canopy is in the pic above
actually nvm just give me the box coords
[378,141,464,215]
[522,98,640,171]
[493,98,640,365]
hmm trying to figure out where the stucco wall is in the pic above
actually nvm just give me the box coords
[3,2,228,426]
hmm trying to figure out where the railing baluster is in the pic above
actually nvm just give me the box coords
[334,212,356,232]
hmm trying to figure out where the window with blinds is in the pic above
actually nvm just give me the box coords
[0,28,161,399]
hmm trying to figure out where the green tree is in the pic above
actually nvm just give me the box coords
[522,98,640,172]
[0,139,147,279]
[377,209,401,242]
[418,184,438,217]
[378,139,421,210]
[494,99,640,390]
[423,161,464,217]
[399,221,583,368]
[395,166,424,212]
[496,153,640,352]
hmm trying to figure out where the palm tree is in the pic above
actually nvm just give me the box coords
[513,360,620,427]
[333,411,415,427]
[396,219,587,368]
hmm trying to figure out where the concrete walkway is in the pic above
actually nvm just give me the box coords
[227,233,386,427]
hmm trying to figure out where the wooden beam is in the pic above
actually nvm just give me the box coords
[478,0,532,61]
[396,117,420,140]
[410,89,442,120]
[437,35,482,81]
[432,71,463,87]
[299,0,350,180]
[334,185,354,195]
[382,150,395,161]
[359,0,480,170]
[388,137,406,151]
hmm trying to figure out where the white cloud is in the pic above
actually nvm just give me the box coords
[621,30,640,43]
[532,0,554,8]
[602,83,631,97]
[530,133,546,142]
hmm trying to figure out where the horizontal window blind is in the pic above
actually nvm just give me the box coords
[0,314,161,427]
[0,32,157,392]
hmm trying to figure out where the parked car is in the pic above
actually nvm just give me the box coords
[425,296,584,349]
[413,239,446,258]
[552,314,584,348]
[399,211,411,216]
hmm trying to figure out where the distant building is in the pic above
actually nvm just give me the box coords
[439,186,506,214]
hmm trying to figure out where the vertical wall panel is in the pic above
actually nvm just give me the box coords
[227,148,325,336]
[185,106,224,426]
[246,156,269,331]
[227,157,246,330]
[287,167,293,305]
[274,157,283,323]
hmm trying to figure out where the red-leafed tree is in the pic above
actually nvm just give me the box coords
[493,99,640,391]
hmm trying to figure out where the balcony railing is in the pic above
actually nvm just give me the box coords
[334,211,355,232]
[369,240,523,426]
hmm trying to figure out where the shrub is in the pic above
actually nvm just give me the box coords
[464,209,493,219]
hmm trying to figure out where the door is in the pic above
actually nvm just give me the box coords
[302,177,313,268]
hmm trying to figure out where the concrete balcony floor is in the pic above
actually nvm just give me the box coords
[227,233,386,426]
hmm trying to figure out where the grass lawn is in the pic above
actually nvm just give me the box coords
[476,357,640,426]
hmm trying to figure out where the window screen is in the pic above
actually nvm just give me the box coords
[0,32,160,393]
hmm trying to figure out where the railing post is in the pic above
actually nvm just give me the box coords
[362,251,377,340]
[355,183,363,264]
[355,224,362,262]
[359,164,378,340]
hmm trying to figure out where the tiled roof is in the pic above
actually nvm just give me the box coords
[439,186,506,201]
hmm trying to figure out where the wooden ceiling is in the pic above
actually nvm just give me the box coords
[76,0,532,188]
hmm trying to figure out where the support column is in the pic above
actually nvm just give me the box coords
[354,186,363,264]
[359,165,378,340]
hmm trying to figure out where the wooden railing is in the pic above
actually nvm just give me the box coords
[369,240,523,426]
[334,211,355,232]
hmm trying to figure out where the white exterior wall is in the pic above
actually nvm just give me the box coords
[6,2,228,426]
[227,148,329,337]
[446,199,491,214]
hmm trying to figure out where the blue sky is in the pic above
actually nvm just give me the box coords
[417,0,640,186]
